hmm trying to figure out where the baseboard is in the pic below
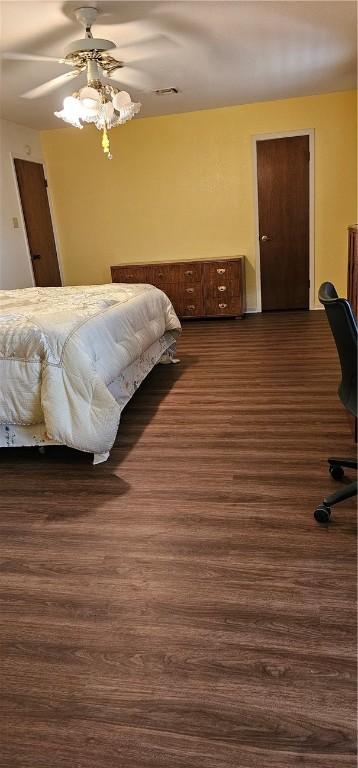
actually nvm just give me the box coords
[245,306,323,313]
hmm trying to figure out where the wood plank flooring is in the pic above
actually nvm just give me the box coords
[0,312,356,768]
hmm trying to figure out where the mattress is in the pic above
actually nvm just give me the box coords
[0,284,181,458]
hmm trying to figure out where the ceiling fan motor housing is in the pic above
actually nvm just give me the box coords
[65,38,114,57]
[64,39,124,74]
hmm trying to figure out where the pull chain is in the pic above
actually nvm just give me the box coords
[101,125,112,160]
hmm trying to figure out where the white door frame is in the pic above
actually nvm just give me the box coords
[252,129,315,312]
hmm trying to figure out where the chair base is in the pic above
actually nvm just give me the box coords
[328,456,357,471]
[314,458,357,523]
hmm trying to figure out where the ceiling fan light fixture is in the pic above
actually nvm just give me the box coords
[119,101,141,122]
[64,95,80,113]
[79,85,101,109]
[38,6,143,158]
[54,96,84,129]
[112,90,131,110]
[54,83,141,156]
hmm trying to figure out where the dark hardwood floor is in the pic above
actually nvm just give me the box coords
[0,312,356,768]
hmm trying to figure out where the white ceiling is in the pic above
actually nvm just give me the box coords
[1,1,357,130]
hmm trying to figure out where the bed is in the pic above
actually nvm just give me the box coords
[0,283,181,463]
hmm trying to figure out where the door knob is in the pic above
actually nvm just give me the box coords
[260,235,271,242]
[31,254,41,261]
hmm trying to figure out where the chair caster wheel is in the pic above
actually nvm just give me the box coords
[329,464,344,480]
[314,504,331,523]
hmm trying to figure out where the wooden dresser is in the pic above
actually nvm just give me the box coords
[348,225,358,318]
[111,256,246,319]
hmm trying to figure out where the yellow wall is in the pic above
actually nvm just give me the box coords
[42,90,357,309]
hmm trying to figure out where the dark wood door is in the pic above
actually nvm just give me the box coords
[257,136,309,311]
[14,159,61,287]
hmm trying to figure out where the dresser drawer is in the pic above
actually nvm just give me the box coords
[203,259,241,280]
[205,296,243,316]
[160,283,202,309]
[176,297,204,317]
[177,262,202,283]
[152,262,202,286]
[202,261,242,298]
[204,282,238,299]
[152,263,182,286]
[180,282,202,301]
[112,265,152,283]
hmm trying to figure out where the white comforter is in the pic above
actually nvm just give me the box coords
[0,284,180,454]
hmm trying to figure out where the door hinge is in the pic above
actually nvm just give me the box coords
[44,178,48,188]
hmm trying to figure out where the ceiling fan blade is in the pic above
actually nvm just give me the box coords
[108,66,155,93]
[1,51,66,63]
[21,70,80,99]
[106,36,177,65]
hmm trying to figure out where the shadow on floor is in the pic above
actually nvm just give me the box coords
[0,355,193,519]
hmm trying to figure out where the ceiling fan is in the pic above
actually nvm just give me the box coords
[1,5,165,99]
[1,5,183,158]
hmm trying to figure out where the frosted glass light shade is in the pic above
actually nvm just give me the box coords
[80,103,100,119]
[54,96,83,128]
[63,96,81,116]
[112,90,131,110]
[119,101,141,121]
[79,86,101,109]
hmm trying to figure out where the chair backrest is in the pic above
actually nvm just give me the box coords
[319,282,357,417]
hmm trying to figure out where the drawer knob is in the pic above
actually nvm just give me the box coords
[218,285,227,292]
[186,287,194,293]
[185,270,193,276]
[158,272,164,277]
[219,303,227,309]
[217,268,226,274]
[187,304,196,310]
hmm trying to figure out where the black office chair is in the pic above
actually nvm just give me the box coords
[314,282,357,523]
